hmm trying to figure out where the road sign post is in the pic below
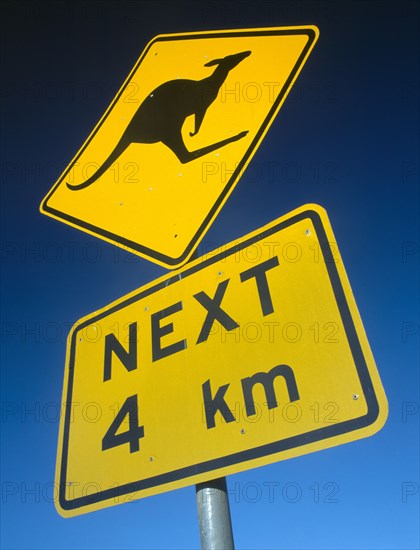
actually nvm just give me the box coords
[196,478,234,550]
[181,251,236,550]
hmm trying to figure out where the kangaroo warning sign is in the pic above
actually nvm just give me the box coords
[55,205,387,516]
[40,27,318,268]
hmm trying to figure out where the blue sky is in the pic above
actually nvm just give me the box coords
[1,1,419,549]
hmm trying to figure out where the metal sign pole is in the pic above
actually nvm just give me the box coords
[190,245,234,549]
[196,477,235,549]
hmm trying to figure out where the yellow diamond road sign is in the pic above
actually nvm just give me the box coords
[56,205,387,517]
[40,27,319,268]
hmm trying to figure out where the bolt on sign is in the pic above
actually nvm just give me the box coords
[55,204,387,517]
[40,26,319,268]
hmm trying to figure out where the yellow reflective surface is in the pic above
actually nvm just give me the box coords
[41,27,319,267]
[55,205,387,516]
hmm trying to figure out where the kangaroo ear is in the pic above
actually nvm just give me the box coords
[204,58,222,67]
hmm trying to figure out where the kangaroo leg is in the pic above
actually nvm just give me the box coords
[189,130,249,161]
[164,131,249,164]
[161,133,195,164]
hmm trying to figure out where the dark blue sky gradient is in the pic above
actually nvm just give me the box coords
[1,1,419,549]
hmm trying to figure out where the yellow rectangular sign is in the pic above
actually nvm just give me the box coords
[40,27,318,268]
[56,205,387,516]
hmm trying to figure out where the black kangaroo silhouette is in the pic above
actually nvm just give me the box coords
[67,50,251,190]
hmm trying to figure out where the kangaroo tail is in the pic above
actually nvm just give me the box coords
[66,139,129,191]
